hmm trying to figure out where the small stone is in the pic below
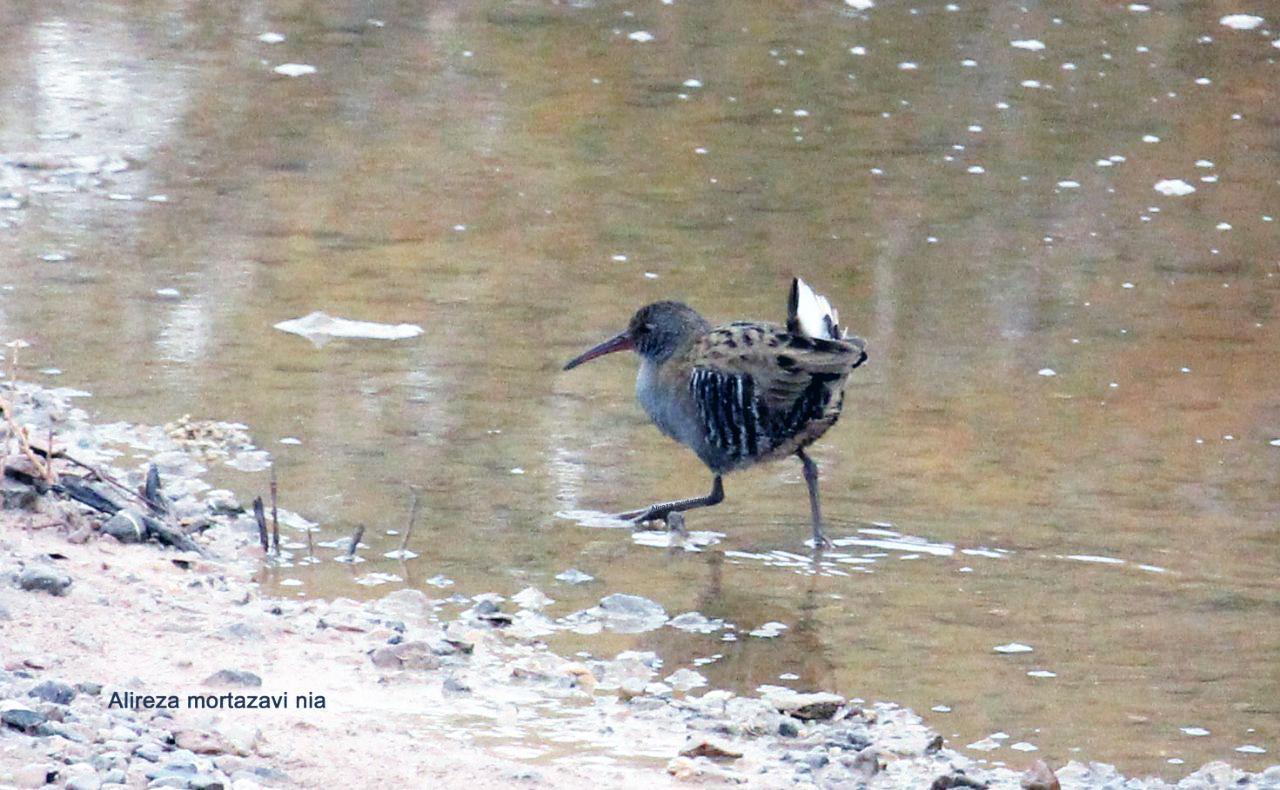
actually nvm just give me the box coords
[175,729,231,754]
[1022,759,1060,790]
[931,772,988,789]
[203,669,261,687]
[679,736,743,760]
[2,706,46,732]
[18,564,72,595]
[764,688,846,721]
[28,678,76,704]
[369,641,440,671]
[188,777,226,790]
[13,762,59,788]
[852,746,883,777]
[67,773,103,790]
[101,510,147,543]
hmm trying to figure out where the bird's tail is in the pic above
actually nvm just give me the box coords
[787,277,844,340]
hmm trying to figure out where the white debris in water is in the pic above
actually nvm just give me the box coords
[898,61,918,70]
[1020,79,1041,88]
[1037,368,1056,377]
[382,548,418,560]
[354,572,403,587]
[1011,742,1039,752]
[849,45,867,55]
[147,194,170,203]
[1181,726,1211,736]
[1066,554,1126,565]
[509,467,525,475]
[1062,62,1077,70]
[1195,77,1212,85]
[1237,744,1268,754]
[968,124,983,132]
[611,253,628,262]
[279,437,302,445]
[1216,222,1232,230]
[274,311,423,342]
[967,165,985,174]
[845,0,875,9]
[932,705,952,712]
[1195,159,1215,168]
[748,621,788,638]
[1270,438,1280,447]
[1122,282,1135,289]
[155,288,181,298]
[1153,178,1195,196]
[966,736,1003,751]
[1027,670,1057,678]
[1096,159,1113,167]
[452,224,465,231]
[555,568,594,584]
[1129,3,1150,10]
[1219,13,1264,30]
[425,575,454,588]
[1057,180,1080,189]
[257,32,285,43]
[280,578,304,587]
[1010,39,1046,51]
[668,612,725,633]
[961,58,978,67]
[627,30,654,42]
[993,642,1034,654]
[682,78,702,88]
[272,63,317,77]
[1142,134,1161,143]
[693,146,708,154]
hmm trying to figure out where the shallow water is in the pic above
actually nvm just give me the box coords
[2,0,1278,778]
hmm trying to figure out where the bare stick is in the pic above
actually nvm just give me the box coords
[399,486,422,554]
[269,467,279,554]
[347,525,364,559]
[253,497,268,553]
[306,525,314,560]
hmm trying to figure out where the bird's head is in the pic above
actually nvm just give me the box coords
[564,301,709,370]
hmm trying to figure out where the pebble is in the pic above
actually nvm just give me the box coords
[203,669,261,687]
[100,510,147,543]
[18,563,73,595]
[28,678,76,704]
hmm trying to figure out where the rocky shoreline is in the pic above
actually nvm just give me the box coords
[1,380,1277,790]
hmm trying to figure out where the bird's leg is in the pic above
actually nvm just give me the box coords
[617,476,724,525]
[796,449,831,548]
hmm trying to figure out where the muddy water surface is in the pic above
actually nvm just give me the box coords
[1,0,1277,778]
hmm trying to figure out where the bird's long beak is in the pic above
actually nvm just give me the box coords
[563,330,635,371]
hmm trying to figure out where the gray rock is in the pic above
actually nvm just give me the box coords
[18,563,72,595]
[101,510,148,543]
[29,678,76,704]
[2,706,46,732]
[202,669,261,688]
[187,776,226,790]
[12,762,59,788]
[67,773,103,790]
[134,741,164,762]
[148,777,191,789]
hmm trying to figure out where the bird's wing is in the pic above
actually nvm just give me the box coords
[693,323,864,413]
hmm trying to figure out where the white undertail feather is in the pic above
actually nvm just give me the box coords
[793,277,844,340]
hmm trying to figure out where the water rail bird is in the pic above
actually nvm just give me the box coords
[563,277,867,546]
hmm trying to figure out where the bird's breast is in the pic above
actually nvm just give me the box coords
[636,359,697,447]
